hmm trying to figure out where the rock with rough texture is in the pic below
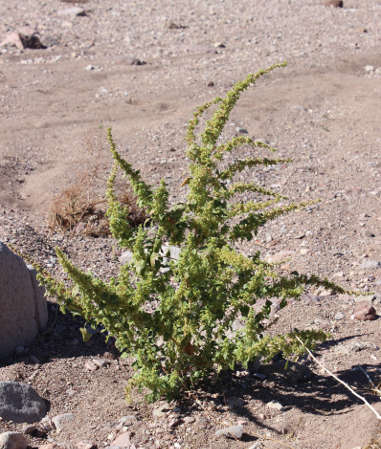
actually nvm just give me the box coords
[0,242,48,359]
[0,432,28,449]
[52,413,75,432]
[111,432,131,447]
[0,32,46,49]
[352,301,377,321]
[0,382,48,423]
[0,32,24,49]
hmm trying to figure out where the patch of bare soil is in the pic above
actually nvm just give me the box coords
[0,1,381,448]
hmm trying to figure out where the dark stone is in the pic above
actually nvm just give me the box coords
[0,382,48,424]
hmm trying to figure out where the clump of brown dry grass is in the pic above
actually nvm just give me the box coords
[48,180,148,237]
[48,129,149,237]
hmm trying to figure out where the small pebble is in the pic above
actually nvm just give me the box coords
[117,415,137,427]
[352,301,377,321]
[215,424,243,440]
[85,360,98,371]
[152,402,171,418]
[130,58,146,66]
[248,443,263,449]
[236,127,248,134]
[267,401,285,411]
[40,416,54,432]
[92,358,110,368]
[183,416,195,424]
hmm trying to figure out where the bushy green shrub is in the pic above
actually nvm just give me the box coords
[38,62,345,401]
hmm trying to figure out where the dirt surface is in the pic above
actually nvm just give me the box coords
[0,0,381,448]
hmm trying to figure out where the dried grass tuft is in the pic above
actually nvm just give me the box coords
[48,180,148,237]
[48,129,149,237]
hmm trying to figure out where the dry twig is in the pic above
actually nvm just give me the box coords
[296,335,381,420]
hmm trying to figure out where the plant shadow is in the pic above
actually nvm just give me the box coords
[1,309,379,440]
[0,301,119,368]
[176,336,381,433]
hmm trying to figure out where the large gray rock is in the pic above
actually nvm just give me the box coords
[0,382,48,423]
[0,432,28,449]
[0,242,48,359]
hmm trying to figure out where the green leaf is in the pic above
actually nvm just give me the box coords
[80,327,92,343]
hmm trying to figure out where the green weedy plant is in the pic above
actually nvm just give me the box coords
[38,62,346,401]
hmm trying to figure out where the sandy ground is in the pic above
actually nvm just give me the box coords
[0,1,381,448]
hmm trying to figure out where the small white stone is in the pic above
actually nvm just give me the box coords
[161,244,180,261]
[267,400,285,411]
[215,424,243,439]
[92,358,110,368]
[84,360,98,371]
